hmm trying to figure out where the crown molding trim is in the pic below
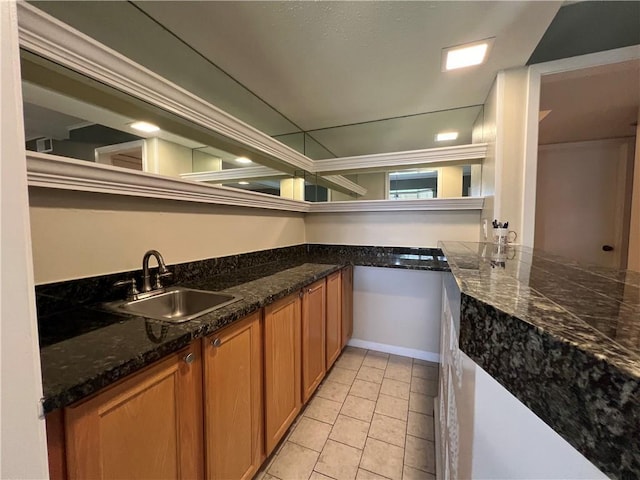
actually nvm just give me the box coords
[26,153,310,212]
[308,197,484,213]
[314,143,488,174]
[27,153,484,213]
[317,175,367,196]
[180,166,287,183]
[180,167,368,196]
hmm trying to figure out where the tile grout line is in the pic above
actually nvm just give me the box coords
[356,349,381,478]
[267,348,439,480]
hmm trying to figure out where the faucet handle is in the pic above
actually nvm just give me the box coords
[154,270,173,290]
[113,278,140,300]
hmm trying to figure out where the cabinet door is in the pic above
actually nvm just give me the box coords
[341,265,354,348]
[45,410,66,480]
[264,292,302,455]
[302,279,326,403]
[204,311,263,480]
[64,344,203,480]
[326,271,342,369]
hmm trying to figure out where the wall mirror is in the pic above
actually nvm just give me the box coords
[21,49,308,199]
[20,3,486,206]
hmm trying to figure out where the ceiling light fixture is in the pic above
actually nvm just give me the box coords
[130,121,160,133]
[238,181,249,185]
[435,131,459,142]
[235,157,252,164]
[442,38,494,71]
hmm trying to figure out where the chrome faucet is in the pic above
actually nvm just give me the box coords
[141,249,172,293]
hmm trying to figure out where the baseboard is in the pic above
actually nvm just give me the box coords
[347,338,441,363]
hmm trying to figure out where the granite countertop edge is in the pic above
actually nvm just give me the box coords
[440,242,640,479]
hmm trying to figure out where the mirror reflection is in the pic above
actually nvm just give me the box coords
[21,46,483,203]
[305,165,480,201]
[21,49,302,199]
[275,106,483,159]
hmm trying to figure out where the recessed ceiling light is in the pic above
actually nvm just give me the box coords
[435,131,459,142]
[235,157,252,164]
[442,38,494,71]
[238,181,249,185]
[130,121,160,133]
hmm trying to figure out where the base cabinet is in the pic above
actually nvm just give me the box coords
[302,279,326,403]
[203,311,263,480]
[63,344,204,480]
[264,292,302,455]
[326,271,342,369]
[46,269,354,480]
[341,265,354,348]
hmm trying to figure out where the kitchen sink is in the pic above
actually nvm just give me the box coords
[105,286,241,323]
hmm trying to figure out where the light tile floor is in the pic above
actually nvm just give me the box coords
[256,347,438,480]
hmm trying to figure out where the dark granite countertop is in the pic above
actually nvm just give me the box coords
[37,244,448,413]
[439,241,640,480]
[39,262,341,413]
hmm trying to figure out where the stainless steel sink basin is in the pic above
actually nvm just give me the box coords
[105,287,241,323]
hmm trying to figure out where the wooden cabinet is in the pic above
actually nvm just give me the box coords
[302,279,326,403]
[341,265,354,348]
[326,271,342,369]
[45,410,66,480]
[264,292,302,455]
[203,311,263,480]
[63,343,204,480]
[46,268,350,479]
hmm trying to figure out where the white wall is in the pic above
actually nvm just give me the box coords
[145,137,193,177]
[535,138,635,268]
[30,190,482,284]
[29,188,306,284]
[628,118,640,272]
[478,77,498,241]
[350,267,442,362]
[438,166,464,198]
[332,172,388,201]
[498,68,529,238]
[0,1,49,477]
[305,210,481,247]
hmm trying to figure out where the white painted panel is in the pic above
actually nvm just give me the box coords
[352,266,442,357]
[472,363,607,480]
[0,1,49,477]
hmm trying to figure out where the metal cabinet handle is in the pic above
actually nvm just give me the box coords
[212,338,222,347]
[299,291,304,299]
[183,352,195,364]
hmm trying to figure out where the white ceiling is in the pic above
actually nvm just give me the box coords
[135,1,561,131]
[539,59,640,144]
[30,0,562,158]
